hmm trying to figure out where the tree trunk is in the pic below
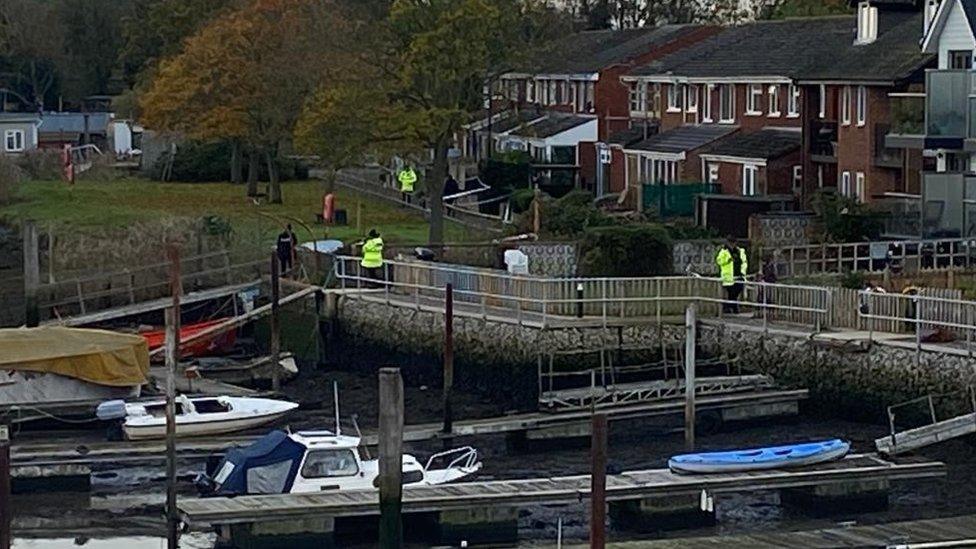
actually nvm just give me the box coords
[323,169,337,195]
[246,149,259,197]
[230,140,243,184]
[427,136,449,245]
[267,151,282,204]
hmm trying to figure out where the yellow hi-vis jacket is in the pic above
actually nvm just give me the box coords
[361,237,384,268]
[716,247,748,286]
[398,168,417,193]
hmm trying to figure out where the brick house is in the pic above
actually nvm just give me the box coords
[621,1,933,206]
[461,25,718,193]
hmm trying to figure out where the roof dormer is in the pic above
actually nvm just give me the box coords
[856,1,880,44]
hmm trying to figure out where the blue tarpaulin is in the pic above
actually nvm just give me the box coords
[215,430,305,495]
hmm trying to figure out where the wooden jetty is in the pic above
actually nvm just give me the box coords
[9,387,806,485]
[876,411,976,456]
[628,513,976,548]
[178,454,945,547]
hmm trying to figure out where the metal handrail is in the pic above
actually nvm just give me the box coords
[424,446,479,472]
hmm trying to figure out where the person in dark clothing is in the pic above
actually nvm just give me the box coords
[276,224,296,275]
[757,253,777,315]
[443,174,459,217]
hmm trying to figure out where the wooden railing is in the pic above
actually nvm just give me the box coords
[764,237,976,277]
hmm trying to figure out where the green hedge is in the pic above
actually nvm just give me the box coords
[151,141,309,182]
[578,224,673,277]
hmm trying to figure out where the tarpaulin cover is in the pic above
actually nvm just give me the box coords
[216,430,305,495]
[0,327,149,387]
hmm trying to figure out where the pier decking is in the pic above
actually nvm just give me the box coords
[178,454,945,528]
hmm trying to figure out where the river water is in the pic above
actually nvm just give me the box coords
[11,362,976,547]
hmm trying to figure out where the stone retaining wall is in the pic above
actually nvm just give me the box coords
[335,298,976,418]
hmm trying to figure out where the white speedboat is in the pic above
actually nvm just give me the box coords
[97,395,298,440]
[200,429,482,495]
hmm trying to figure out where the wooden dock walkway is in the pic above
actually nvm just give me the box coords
[876,412,976,456]
[178,454,945,527]
[9,388,807,478]
[625,513,976,548]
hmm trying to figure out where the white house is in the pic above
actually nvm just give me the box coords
[0,113,41,155]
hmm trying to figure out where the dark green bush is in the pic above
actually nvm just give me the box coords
[540,190,615,237]
[812,190,882,243]
[510,188,537,214]
[152,141,309,182]
[480,152,531,193]
[578,224,673,277]
[840,270,867,290]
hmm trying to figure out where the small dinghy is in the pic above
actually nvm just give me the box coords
[97,395,298,440]
[668,439,850,474]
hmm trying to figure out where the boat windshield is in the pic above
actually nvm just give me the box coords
[300,449,359,478]
[194,399,232,414]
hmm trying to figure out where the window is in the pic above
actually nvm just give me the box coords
[708,163,719,183]
[793,165,802,191]
[742,165,758,196]
[702,84,714,122]
[819,84,827,119]
[686,84,698,113]
[584,82,595,113]
[526,80,535,103]
[841,86,852,126]
[560,80,569,103]
[949,50,973,69]
[768,85,781,117]
[747,84,762,115]
[856,1,878,44]
[856,86,867,126]
[629,82,645,113]
[667,84,682,112]
[840,171,852,196]
[301,449,360,478]
[4,129,24,152]
[548,80,556,105]
[719,84,735,123]
[855,172,866,202]
[788,85,800,117]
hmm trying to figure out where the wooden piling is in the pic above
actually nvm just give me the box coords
[165,245,181,549]
[590,413,607,549]
[684,303,697,452]
[22,221,39,327]
[0,424,9,549]
[443,283,454,434]
[270,253,281,392]
[378,367,404,548]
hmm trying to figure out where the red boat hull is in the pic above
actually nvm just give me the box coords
[141,318,237,358]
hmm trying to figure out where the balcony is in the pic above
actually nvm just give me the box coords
[810,120,838,163]
[887,70,976,150]
[888,93,924,135]
[874,123,902,168]
[921,172,976,238]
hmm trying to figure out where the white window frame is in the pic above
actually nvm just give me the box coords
[841,171,852,196]
[667,84,682,113]
[584,82,595,113]
[719,84,735,123]
[526,79,535,103]
[856,85,867,126]
[702,84,714,122]
[855,172,866,202]
[747,84,763,115]
[708,163,720,183]
[856,1,878,44]
[742,164,758,196]
[629,82,645,114]
[819,84,827,119]
[841,86,852,126]
[768,85,781,117]
[788,84,800,117]
[4,129,25,152]
[686,84,698,113]
[548,80,557,105]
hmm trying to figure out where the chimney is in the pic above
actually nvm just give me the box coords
[855,1,879,44]
[924,0,940,35]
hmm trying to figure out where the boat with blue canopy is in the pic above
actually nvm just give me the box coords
[668,439,851,474]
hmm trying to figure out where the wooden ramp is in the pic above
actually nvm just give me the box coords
[876,411,976,456]
[539,375,773,411]
[178,454,945,527]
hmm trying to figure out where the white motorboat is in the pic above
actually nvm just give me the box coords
[199,429,482,495]
[97,395,298,441]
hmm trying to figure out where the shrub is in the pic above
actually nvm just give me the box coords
[578,224,673,277]
[0,155,26,205]
[811,190,882,243]
[152,141,309,182]
[480,152,530,193]
[538,190,615,237]
[16,149,62,180]
[840,270,867,290]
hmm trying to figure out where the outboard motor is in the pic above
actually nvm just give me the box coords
[96,400,127,441]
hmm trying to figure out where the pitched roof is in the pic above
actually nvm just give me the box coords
[625,124,738,154]
[608,124,659,147]
[509,113,593,139]
[527,25,703,75]
[632,11,933,83]
[489,109,547,134]
[0,112,41,124]
[701,128,801,160]
[39,112,111,134]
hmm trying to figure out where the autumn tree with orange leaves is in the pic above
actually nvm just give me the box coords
[140,0,348,203]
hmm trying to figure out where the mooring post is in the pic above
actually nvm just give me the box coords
[443,283,454,434]
[22,220,39,327]
[270,253,281,392]
[378,367,404,548]
[684,302,697,452]
[164,245,181,549]
[590,413,607,549]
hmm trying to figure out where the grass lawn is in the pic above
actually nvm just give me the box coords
[1,178,473,247]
